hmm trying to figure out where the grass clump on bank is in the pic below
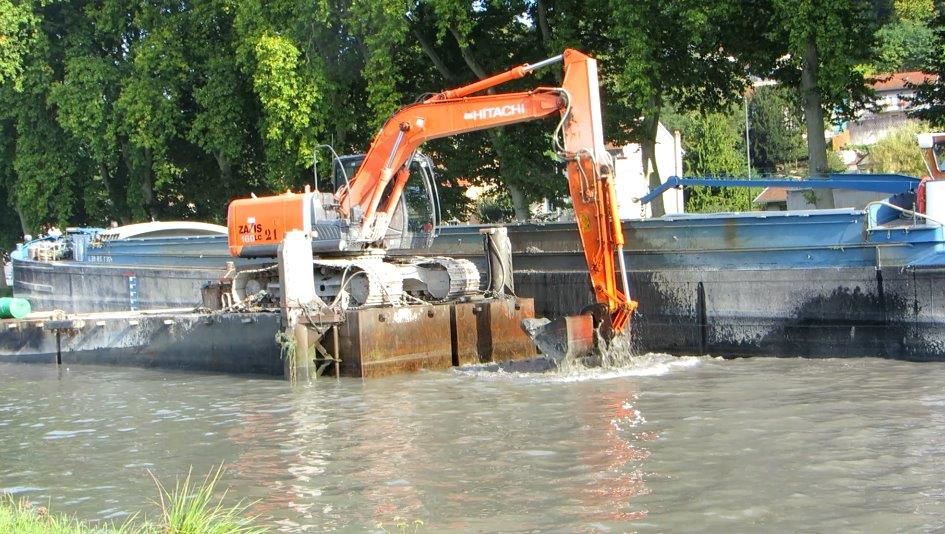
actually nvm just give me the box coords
[0,465,264,533]
[0,494,113,533]
[150,465,264,534]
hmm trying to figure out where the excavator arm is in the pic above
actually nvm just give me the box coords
[338,49,637,335]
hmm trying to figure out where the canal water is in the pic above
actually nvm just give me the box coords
[1,354,944,531]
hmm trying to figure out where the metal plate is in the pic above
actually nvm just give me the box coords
[451,297,538,365]
[339,304,453,378]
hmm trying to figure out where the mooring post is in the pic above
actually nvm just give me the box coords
[481,227,515,295]
[282,319,315,381]
[332,325,340,378]
[278,230,326,382]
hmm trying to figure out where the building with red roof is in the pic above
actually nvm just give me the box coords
[840,71,938,146]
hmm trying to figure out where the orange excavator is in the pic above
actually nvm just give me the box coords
[226,49,637,353]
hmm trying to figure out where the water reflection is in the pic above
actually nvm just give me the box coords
[211,362,661,531]
[573,389,650,523]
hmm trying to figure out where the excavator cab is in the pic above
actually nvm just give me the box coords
[330,152,440,250]
[919,133,945,180]
[932,138,945,174]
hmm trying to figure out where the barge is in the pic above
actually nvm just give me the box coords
[9,137,945,363]
[8,201,945,362]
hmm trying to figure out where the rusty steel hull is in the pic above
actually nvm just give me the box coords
[337,305,455,378]
[0,297,541,378]
[335,298,540,378]
[450,298,538,366]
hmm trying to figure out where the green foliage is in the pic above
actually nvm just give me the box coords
[686,186,759,214]
[607,1,752,121]
[748,86,807,172]
[742,0,880,174]
[150,465,264,534]
[475,190,515,223]
[683,107,747,177]
[0,493,116,533]
[10,96,81,230]
[910,2,945,128]
[873,20,935,72]
[0,0,37,90]
[348,1,407,125]
[0,0,932,239]
[766,0,878,119]
[895,0,936,21]
[669,104,756,213]
[250,33,321,188]
[826,150,848,173]
[870,123,930,175]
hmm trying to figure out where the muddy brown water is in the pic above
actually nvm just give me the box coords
[1,354,944,532]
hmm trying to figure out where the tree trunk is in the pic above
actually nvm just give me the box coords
[449,27,489,79]
[113,155,132,225]
[640,99,665,217]
[508,184,529,220]
[408,18,457,82]
[801,34,829,177]
[140,148,155,219]
[16,208,28,237]
[214,151,233,188]
[99,162,130,224]
[447,25,531,219]
[535,1,561,84]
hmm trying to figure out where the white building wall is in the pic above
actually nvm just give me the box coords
[612,123,685,219]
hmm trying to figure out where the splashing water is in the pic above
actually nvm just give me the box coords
[454,333,703,383]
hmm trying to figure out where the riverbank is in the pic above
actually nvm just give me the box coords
[0,466,262,533]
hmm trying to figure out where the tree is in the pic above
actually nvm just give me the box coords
[873,0,936,72]
[605,0,754,216]
[761,0,879,176]
[0,0,37,89]
[874,20,936,72]
[871,122,931,175]
[910,1,945,128]
[404,0,567,220]
[748,85,807,173]
[0,0,908,239]
[0,3,91,233]
[894,0,936,22]
[678,107,754,213]
[684,108,748,177]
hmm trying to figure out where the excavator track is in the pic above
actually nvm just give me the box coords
[313,258,404,307]
[420,257,479,300]
[436,257,480,299]
[392,256,480,301]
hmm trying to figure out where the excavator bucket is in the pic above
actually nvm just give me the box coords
[522,304,617,365]
[522,315,596,365]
